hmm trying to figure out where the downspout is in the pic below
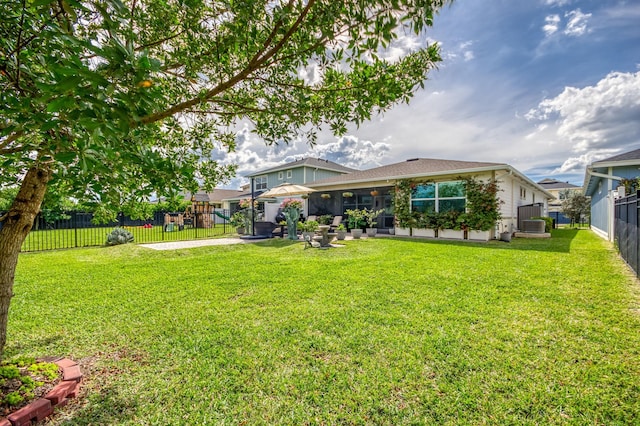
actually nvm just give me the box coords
[251,177,255,236]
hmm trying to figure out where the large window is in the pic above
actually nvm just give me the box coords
[255,176,268,190]
[411,181,465,213]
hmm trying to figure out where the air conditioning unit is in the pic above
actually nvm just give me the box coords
[522,219,545,233]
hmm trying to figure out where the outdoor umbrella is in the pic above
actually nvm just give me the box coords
[258,183,316,198]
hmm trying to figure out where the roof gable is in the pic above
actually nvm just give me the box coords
[245,157,357,177]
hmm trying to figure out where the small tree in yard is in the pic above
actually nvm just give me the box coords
[0,0,452,356]
[562,193,591,227]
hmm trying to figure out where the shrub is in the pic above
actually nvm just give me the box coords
[318,215,333,225]
[532,216,553,233]
[299,220,319,232]
[106,228,134,246]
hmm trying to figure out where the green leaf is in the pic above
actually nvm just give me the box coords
[46,97,75,113]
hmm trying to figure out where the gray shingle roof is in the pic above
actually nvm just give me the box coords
[597,148,640,163]
[307,158,507,186]
[536,178,580,190]
[245,157,357,177]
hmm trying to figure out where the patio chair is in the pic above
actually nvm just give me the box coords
[306,215,317,222]
[329,215,343,231]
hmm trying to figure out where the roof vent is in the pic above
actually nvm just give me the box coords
[406,158,419,162]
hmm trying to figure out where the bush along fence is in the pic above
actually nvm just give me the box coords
[614,190,640,278]
[0,210,233,252]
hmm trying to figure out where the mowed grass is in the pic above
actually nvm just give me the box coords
[9,229,640,424]
[21,225,231,252]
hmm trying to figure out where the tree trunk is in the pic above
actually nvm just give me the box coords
[0,166,51,358]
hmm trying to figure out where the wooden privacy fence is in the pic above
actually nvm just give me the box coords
[614,191,639,277]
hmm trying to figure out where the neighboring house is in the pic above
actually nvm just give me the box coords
[305,157,553,234]
[244,157,357,191]
[190,188,245,210]
[226,158,357,215]
[584,148,640,241]
[537,178,582,224]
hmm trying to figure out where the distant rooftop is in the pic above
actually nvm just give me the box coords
[245,157,357,177]
[537,178,580,190]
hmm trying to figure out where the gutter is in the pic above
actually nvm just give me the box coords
[307,164,555,199]
[583,168,624,195]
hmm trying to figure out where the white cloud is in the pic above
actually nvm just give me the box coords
[544,0,572,6]
[217,126,393,189]
[543,14,561,36]
[564,9,591,36]
[554,149,620,173]
[309,135,391,169]
[379,32,424,63]
[526,71,640,173]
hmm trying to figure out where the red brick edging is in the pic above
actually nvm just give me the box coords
[0,357,82,426]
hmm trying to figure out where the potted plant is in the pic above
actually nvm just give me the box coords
[299,220,319,241]
[393,180,413,236]
[437,210,464,239]
[335,224,348,240]
[363,208,384,237]
[230,211,246,234]
[463,177,502,241]
[342,192,353,198]
[320,193,331,199]
[318,215,333,225]
[345,208,366,239]
[413,211,437,238]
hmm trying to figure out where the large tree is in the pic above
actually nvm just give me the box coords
[0,0,450,356]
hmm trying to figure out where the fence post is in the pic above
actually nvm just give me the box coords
[73,211,78,248]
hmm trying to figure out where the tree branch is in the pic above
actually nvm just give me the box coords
[138,0,317,126]
[0,131,25,151]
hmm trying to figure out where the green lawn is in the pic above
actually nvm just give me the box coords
[21,224,232,252]
[9,229,640,424]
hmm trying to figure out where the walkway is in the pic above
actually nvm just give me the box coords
[140,237,265,251]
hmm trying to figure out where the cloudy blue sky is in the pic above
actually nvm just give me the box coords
[221,0,640,188]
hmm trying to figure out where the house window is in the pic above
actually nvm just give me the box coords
[411,181,465,213]
[287,170,292,179]
[520,186,527,200]
[278,172,283,180]
[255,176,268,190]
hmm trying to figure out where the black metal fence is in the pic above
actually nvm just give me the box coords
[1,210,233,253]
[614,191,639,277]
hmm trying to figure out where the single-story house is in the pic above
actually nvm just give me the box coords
[304,157,553,235]
[584,148,640,241]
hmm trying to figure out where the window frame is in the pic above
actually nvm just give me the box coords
[410,181,466,213]
[255,176,268,190]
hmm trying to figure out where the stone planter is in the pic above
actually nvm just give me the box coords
[413,228,436,238]
[350,229,363,239]
[468,229,492,241]
[336,230,347,240]
[395,227,411,236]
[438,229,464,240]
[365,228,377,237]
[388,228,395,235]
